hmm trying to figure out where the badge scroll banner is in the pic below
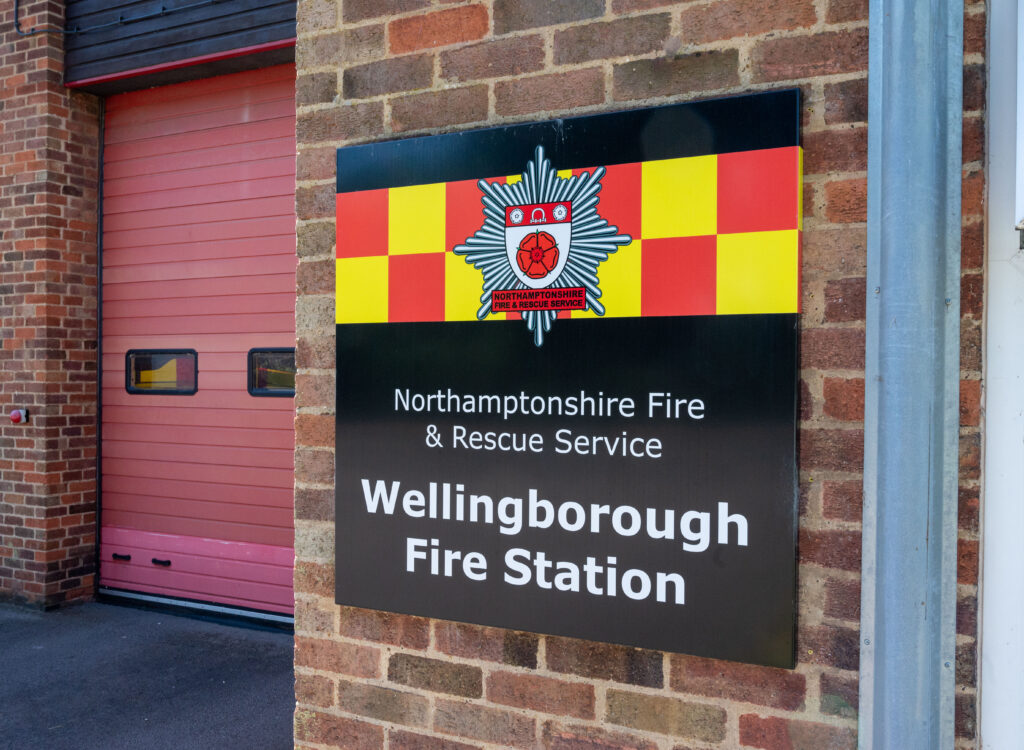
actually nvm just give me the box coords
[335,91,801,668]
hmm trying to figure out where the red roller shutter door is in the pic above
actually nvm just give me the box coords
[99,65,296,614]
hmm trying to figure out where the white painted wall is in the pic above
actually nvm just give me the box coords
[981,1,1024,746]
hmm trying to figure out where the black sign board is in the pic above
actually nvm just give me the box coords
[335,91,800,667]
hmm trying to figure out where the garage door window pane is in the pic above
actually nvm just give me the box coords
[126,350,197,394]
[249,348,295,396]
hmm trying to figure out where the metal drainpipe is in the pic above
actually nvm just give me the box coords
[859,0,963,748]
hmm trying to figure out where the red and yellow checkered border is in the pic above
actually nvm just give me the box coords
[336,147,802,324]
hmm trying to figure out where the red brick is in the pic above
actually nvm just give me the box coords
[823,576,860,621]
[496,69,605,117]
[819,673,858,718]
[296,101,384,144]
[803,127,868,174]
[962,116,984,164]
[541,721,659,750]
[739,714,856,749]
[297,333,336,370]
[826,0,867,23]
[295,636,381,677]
[679,0,816,45]
[388,653,482,697]
[964,9,985,55]
[554,15,671,64]
[297,72,337,106]
[957,594,977,636]
[297,147,338,183]
[800,328,865,370]
[338,607,430,649]
[613,52,741,101]
[296,672,335,707]
[824,277,866,323]
[961,221,983,269]
[824,78,868,124]
[297,221,335,259]
[434,699,537,748]
[824,178,866,223]
[296,414,334,447]
[612,0,677,11]
[494,0,604,34]
[440,36,546,82]
[799,529,861,572]
[343,55,434,99]
[391,85,489,132]
[959,487,979,534]
[487,671,595,718]
[961,272,983,319]
[798,625,859,670]
[959,379,981,426]
[294,709,383,749]
[956,691,977,739]
[963,64,984,112]
[958,538,979,585]
[753,29,868,82]
[296,372,334,409]
[336,679,430,725]
[389,5,489,54]
[547,636,663,687]
[295,447,334,484]
[298,25,385,69]
[962,170,984,216]
[390,730,482,750]
[434,621,539,667]
[343,0,428,23]
[605,690,726,742]
[296,487,334,522]
[802,227,867,280]
[296,598,335,633]
[821,480,862,522]
[822,377,864,422]
[800,428,863,473]
[956,640,977,687]
[959,432,980,480]
[669,655,806,710]
[961,320,982,372]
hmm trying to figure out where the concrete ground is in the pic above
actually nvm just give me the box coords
[0,601,294,750]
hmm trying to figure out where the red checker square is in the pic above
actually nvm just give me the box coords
[388,253,445,322]
[446,179,487,253]
[641,236,716,317]
[596,162,642,239]
[337,189,388,258]
[717,147,801,234]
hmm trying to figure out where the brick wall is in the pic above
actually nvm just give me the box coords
[0,2,100,607]
[956,0,985,741]
[293,1,984,747]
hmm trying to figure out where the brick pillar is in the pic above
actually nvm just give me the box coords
[0,2,101,606]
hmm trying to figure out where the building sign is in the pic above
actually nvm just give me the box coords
[335,91,801,668]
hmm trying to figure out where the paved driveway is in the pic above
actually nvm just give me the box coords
[0,601,293,750]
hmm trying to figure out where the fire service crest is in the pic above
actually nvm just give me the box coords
[454,146,632,346]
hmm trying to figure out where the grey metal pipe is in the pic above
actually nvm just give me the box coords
[859,0,962,747]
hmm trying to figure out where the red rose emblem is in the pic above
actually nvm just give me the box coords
[517,231,559,279]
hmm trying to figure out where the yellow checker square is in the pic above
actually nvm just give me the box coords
[716,230,799,315]
[336,256,388,324]
[572,240,641,319]
[642,155,717,239]
[389,183,445,255]
[445,252,494,322]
